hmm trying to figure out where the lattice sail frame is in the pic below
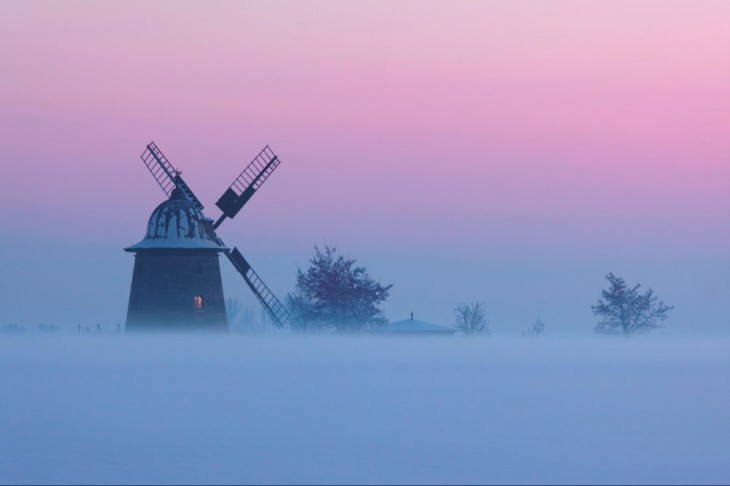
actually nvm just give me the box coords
[141,142,204,211]
[214,145,282,227]
[226,248,292,328]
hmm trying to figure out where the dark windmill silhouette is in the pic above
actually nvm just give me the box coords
[124,142,291,332]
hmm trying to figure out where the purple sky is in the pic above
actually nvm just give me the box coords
[1,1,728,333]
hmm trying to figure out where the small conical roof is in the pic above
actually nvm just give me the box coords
[375,317,456,333]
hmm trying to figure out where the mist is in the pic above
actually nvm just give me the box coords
[1,335,728,484]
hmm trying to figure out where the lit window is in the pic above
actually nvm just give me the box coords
[194,295,203,310]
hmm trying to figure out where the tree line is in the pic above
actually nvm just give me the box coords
[227,246,674,336]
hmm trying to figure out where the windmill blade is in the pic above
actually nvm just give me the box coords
[226,247,291,328]
[213,145,282,228]
[141,142,205,211]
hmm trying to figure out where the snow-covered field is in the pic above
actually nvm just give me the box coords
[1,335,728,485]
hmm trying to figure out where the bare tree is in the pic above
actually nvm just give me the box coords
[454,301,489,335]
[227,299,267,333]
[37,323,61,333]
[259,307,269,328]
[226,297,242,328]
[523,317,546,337]
[239,306,257,332]
[592,273,673,336]
[0,324,25,333]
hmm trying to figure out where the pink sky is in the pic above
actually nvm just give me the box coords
[1,1,728,331]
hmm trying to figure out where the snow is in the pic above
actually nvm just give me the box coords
[124,236,226,250]
[0,335,728,485]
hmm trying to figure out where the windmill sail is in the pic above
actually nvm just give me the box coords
[226,247,291,328]
[214,145,282,228]
[136,141,291,330]
[141,142,204,211]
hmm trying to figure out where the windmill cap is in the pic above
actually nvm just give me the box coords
[125,193,227,251]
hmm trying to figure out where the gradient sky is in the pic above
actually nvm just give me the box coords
[1,0,728,334]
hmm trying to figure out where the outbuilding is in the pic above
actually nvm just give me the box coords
[374,314,456,336]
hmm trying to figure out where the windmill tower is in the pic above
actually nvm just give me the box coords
[124,142,291,332]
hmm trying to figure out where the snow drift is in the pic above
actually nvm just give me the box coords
[0,335,728,484]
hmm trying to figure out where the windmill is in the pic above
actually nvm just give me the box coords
[124,141,291,332]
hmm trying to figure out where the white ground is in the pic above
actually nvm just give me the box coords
[0,335,728,485]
